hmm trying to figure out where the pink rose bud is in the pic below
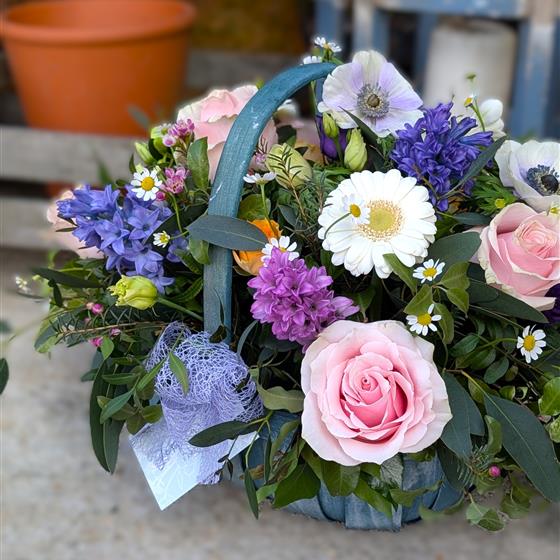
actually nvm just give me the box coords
[90,337,103,348]
[488,465,501,478]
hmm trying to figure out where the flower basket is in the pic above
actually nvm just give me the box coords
[16,42,560,533]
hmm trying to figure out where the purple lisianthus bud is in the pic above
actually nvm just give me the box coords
[543,284,560,324]
[316,115,348,160]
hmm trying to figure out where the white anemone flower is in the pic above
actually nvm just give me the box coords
[318,169,437,278]
[243,172,276,185]
[406,304,442,336]
[413,259,445,283]
[517,326,546,363]
[317,50,423,138]
[131,168,162,201]
[262,236,299,263]
[495,140,560,212]
[314,37,342,53]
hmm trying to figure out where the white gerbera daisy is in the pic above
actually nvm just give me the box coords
[317,50,423,137]
[406,304,441,336]
[517,325,546,363]
[413,259,445,283]
[318,169,437,277]
[262,236,299,263]
[131,168,162,201]
[302,55,322,65]
[314,37,342,53]
[243,172,276,185]
[153,231,171,248]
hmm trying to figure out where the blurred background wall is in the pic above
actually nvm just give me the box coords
[0,0,558,251]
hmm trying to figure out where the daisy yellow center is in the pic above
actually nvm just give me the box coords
[494,198,506,209]
[358,201,403,241]
[417,313,432,326]
[423,267,437,278]
[523,335,536,351]
[349,203,362,218]
[141,177,155,191]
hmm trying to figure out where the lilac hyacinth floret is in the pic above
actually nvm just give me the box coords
[57,185,176,290]
[391,102,493,211]
[248,247,358,347]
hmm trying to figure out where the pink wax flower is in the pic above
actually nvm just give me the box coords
[475,203,560,311]
[156,190,167,201]
[109,328,121,337]
[301,320,452,466]
[488,466,501,478]
[87,302,104,315]
[163,167,188,194]
[178,86,278,180]
[90,337,103,348]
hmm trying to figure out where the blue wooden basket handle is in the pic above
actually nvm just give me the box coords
[203,62,335,335]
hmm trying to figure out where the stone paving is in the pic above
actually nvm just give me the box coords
[1,249,559,560]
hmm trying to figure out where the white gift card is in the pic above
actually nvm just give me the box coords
[130,420,255,510]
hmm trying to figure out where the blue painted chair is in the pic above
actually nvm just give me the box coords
[315,0,558,138]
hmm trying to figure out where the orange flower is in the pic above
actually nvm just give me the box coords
[233,219,280,275]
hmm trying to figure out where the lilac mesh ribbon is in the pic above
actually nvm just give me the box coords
[131,322,262,484]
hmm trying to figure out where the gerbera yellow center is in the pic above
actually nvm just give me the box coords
[141,177,155,191]
[358,200,403,241]
[423,267,437,278]
[523,335,536,351]
[349,203,362,218]
[494,198,506,209]
[417,313,432,326]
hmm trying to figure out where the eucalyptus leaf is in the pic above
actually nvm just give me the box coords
[441,372,485,457]
[427,232,481,267]
[484,394,560,501]
[484,356,510,384]
[257,385,304,413]
[188,215,268,251]
[189,420,253,447]
[99,389,134,423]
[273,463,321,509]
[404,285,433,315]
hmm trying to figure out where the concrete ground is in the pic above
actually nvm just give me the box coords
[1,248,559,560]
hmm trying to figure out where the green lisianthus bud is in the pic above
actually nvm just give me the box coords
[109,276,158,310]
[134,142,155,165]
[265,144,312,190]
[344,129,367,172]
[322,112,339,139]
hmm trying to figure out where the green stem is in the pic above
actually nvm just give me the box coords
[157,297,203,322]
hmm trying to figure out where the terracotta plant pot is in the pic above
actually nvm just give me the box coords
[1,0,196,136]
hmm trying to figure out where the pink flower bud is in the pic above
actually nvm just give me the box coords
[110,328,121,337]
[90,337,103,348]
[156,191,167,201]
[90,303,104,315]
[488,465,501,478]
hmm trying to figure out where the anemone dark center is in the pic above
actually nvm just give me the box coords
[526,165,560,195]
[357,84,389,119]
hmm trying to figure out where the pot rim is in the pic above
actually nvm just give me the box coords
[0,0,196,46]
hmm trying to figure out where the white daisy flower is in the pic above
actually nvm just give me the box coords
[153,231,171,248]
[131,168,162,201]
[318,169,437,278]
[406,304,441,336]
[302,55,322,65]
[243,172,276,185]
[517,325,546,363]
[262,236,299,263]
[413,259,445,283]
[340,193,369,225]
[314,36,342,53]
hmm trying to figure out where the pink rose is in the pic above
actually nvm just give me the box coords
[301,320,451,466]
[45,190,102,259]
[177,85,278,180]
[476,203,560,311]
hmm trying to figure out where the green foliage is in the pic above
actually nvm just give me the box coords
[539,378,560,416]
[427,232,481,266]
[186,137,210,190]
[257,385,304,413]
[273,463,321,508]
[189,420,253,447]
[321,462,360,496]
[169,352,189,394]
[188,215,268,251]
[466,502,505,531]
